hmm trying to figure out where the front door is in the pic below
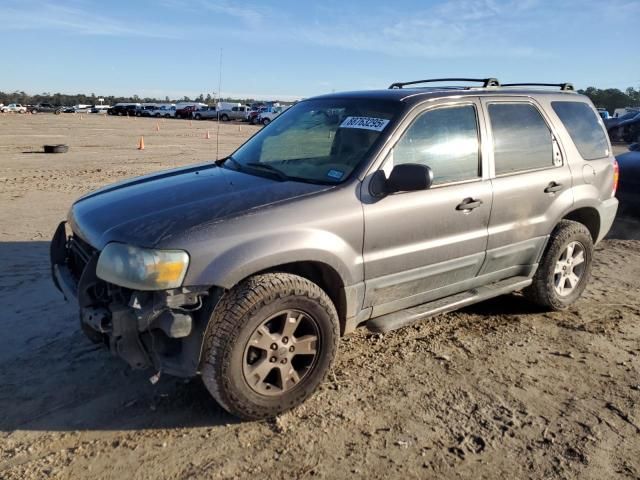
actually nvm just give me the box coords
[362,100,492,317]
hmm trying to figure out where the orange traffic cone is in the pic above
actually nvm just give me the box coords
[155,122,160,132]
[138,136,145,150]
[205,130,210,139]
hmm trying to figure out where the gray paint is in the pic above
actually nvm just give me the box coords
[66,87,618,328]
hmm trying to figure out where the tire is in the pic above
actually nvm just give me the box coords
[221,114,229,122]
[524,220,593,310]
[194,114,201,120]
[262,118,270,126]
[43,144,69,154]
[201,273,339,420]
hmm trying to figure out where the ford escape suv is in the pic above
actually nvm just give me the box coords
[51,78,619,419]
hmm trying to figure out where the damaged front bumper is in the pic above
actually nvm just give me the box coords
[50,221,212,377]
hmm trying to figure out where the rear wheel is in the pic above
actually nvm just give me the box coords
[201,273,339,420]
[262,118,270,126]
[524,220,593,310]
[194,114,201,120]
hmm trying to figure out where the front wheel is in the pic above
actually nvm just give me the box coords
[261,118,270,126]
[201,273,339,420]
[524,220,593,310]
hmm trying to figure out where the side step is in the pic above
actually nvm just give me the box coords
[366,276,532,333]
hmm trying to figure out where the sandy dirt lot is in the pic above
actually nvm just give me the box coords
[0,114,639,479]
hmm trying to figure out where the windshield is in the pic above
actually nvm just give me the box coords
[226,98,401,184]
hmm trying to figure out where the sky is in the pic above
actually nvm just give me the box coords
[1,0,639,101]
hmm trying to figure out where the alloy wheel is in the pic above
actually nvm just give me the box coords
[242,309,320,396]
[554,241,586,296]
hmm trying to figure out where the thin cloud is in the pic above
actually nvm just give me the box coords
[1,1,180,39]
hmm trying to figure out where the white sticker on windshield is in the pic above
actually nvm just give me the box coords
[339,116,390,132]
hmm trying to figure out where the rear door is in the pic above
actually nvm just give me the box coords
[479,98,574,277]
[362,99,493,317]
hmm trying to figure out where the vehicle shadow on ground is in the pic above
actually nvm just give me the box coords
[0,240,239,432]
[460,293,545,316]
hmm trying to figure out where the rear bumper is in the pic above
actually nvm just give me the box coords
[50,221,211,377]
[596,197,619,244]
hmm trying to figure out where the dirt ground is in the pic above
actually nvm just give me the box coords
[0,114,639,480]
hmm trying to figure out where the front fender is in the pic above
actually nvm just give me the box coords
[184,228,363,289]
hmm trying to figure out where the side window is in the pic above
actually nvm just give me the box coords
[551,101,609,160]
[391,105,480,185]
[488,103,554,175]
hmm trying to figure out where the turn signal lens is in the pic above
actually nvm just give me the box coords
[612,159,619,198]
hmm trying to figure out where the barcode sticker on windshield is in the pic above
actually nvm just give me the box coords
[339,116,390,132]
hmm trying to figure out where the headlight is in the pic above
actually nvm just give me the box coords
[96,243,189,290]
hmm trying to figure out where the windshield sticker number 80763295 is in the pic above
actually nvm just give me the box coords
[339,116,390,132]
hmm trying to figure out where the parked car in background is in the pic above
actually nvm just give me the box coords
[90,105,110,114]
[597,108,610,120]
[615,148,640,218]
[607,111,640,142]
[29,103,62,114]
[108,103,142,116]
[257,105,288,125]
[217,105,251,121]
[613,107,640,118]
[604,110,638,131]
[615,113,640,143]
[71,104,92,113]
[248,107,267,124]
[1,103,27,113]
[176,105,199,119]
[151,105,177,118]
[140,105,158,117]
[192,106,217,120]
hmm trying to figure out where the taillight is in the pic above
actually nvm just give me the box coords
[612,159,619,197]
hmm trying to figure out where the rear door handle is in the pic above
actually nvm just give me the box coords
[456,197,483,211]
[544,181,563,194]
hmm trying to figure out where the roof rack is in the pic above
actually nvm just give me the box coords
[388,78,500,89]
[501,82,575,91]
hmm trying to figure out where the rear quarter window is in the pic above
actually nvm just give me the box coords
[551,101,609,160]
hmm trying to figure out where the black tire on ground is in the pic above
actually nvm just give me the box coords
[221,114,229,122]
[262,118,270,126]
[43,144,69,154]
[524,219,593,310]
[201,273,339,420]
[194,114,201,120]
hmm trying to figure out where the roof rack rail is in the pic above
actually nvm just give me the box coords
[388,77,500,89]
[501,82,575,91]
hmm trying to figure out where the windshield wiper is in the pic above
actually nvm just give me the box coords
[245,162,289,181]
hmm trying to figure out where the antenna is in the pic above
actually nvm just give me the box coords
[215,48,223,160]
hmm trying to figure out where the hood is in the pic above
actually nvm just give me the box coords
[69,163,329,249]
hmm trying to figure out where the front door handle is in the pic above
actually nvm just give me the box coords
[456,197,483,211]
[544,181,564,194]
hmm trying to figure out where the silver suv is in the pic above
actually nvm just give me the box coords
[51,78,619,419]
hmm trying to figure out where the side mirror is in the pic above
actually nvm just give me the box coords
[369,163,433,198]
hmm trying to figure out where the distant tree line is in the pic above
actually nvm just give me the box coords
[576,87,640,113]
[1,87,638,113]
[0,91,279,107]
